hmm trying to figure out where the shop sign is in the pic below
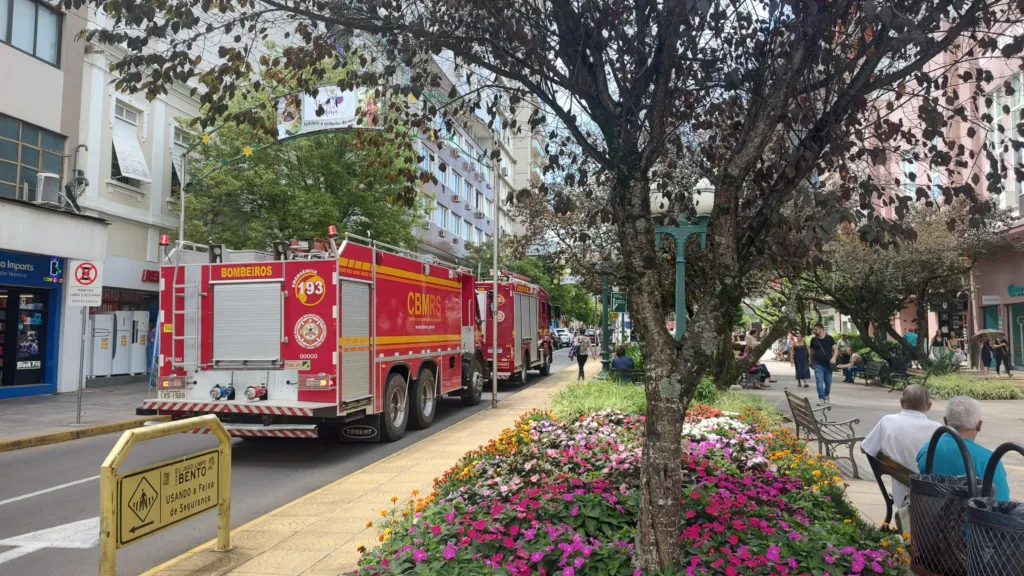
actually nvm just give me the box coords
[141,270,160,283]
[1009,285,1024,298]
[0,250,63,288]
[102,288,151,304]
[982,295,1002,305]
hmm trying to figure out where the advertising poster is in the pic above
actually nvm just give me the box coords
[276,87,381,139]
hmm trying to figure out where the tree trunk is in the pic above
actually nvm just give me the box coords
[636,394,685,569]
[712,332,738,389]
[914,295,930,358]
[851,317,896,364]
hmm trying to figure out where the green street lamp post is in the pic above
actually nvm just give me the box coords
[600,265,611,376]
[651,178,716,339]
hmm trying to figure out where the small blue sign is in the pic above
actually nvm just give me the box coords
[0,250,64,289]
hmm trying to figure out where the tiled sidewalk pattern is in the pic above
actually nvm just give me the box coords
[146,361,601,576]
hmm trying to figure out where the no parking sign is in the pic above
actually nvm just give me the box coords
[68,260,104,306]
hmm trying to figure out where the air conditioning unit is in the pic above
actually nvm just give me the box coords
[460,160,471,171]
[452,237,460,244]
[34,173,61,204]
[500,167,509,177]
[419,221,431,230]
[475,173,483,182]
[474,210,485,219]
[485,182,493,190]
[438,229,447,238]
[450,194,461,203]
[450,148,461,158]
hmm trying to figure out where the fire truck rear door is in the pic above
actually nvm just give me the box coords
[514,292,523,367]
[212,282,282,363]
[340,280,371,402]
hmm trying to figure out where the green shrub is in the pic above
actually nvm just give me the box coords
[551,378,647,420]
[713,392,784,424]
[920,354,961,376]
[927,374,1022,400]
[692,376,718,404]
[625,343,644,370]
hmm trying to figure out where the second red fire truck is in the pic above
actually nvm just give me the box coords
[140,232,553,442]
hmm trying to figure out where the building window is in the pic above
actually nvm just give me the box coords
[0,114,64,200]
[170,128,190,199]
[451,173,461,196]
[463,179,472,202]
[484,233,492,244]
[110,101,152,188]
[473,227,482,243]
[433,204,447,228]
[462,219,470,240]
[486,198,494,218]
[450,214,461,236]
[1,0,61,66]
[475,191,484,210]
[901,154,916,196]
[435,161,446,187]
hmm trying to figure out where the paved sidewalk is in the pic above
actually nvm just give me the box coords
[0,382,157,450]
[144,361,599,576]
[754,360,1024,525]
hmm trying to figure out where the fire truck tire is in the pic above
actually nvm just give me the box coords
[381,372,410,441]
[513,354,529,387]
[539,348,552,376]
[409,368,437,430]
[461,358,483,406]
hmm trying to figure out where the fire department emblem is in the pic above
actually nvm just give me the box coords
[294,314,327,349]
[497,295,506,305]
[496,311,506,322]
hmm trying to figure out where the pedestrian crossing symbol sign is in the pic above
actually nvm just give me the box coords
[127,477,157,523]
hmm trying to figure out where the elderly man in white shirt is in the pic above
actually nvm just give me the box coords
[860,385,941,506]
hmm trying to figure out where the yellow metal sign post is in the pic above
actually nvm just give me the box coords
[100,415,231,576]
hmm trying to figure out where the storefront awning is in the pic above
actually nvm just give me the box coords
[112,121,153,183]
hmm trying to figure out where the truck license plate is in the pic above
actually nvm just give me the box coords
[158,390,187,400]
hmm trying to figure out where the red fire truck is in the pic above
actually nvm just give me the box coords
[476,273,554,386]
[139,230,488,442]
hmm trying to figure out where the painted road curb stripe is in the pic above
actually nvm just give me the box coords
[0,416,171,454]
[139,361,585,576]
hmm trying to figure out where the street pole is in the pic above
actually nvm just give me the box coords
[76,306,87,424]
[600,267,610,376]
[492,217,499,409]
[654,215,710,339]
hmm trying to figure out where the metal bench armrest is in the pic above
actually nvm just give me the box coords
[811,405,832,421]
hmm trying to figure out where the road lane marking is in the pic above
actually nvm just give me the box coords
[0,475,100,507]
[0,517,100,564]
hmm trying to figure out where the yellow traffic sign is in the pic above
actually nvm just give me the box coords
[116,449,220,547]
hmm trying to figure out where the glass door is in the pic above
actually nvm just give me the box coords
[0,288,48,387]
[1011,304,1024,368]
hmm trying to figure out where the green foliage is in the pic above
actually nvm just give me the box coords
[692,376,718,405]
[920,354,962,376]
[926,375,1022,400]
[625,343,644,371]
[714,392,784,425]
[551,379,647,421]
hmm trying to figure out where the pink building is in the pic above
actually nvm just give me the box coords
[873,49,1024,365]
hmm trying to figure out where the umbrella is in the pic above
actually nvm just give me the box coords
[974,329,1004,338]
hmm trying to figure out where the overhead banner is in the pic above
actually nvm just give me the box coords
[276,87,381,139]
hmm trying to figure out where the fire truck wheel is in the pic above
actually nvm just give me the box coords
[512,354,529,387]
[409,368,437,430]
[539,348,552,376]
[461,358,483,406]
[381,372,410,441]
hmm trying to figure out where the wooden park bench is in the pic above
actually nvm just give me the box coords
[889,368,930,393]
[784,390,864,478]
[862,449,913,528]
[856,361,888,387]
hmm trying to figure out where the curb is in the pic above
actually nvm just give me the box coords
[140,361,585,576]
[0,415,171,453]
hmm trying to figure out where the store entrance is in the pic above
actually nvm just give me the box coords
[1011,303,1024,368]
[0,288,49,387]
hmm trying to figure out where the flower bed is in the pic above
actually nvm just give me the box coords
[356,406,907,575]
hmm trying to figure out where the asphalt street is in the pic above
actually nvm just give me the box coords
[0,354,573,576]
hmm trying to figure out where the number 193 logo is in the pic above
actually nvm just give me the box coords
[293,269,326,306]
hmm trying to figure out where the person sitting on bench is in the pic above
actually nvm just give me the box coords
[861,385,940,507]
[838,347,865,383]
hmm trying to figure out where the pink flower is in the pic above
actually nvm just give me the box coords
[571,506,579,517]
[766,544,781,563]
[531,551,544,562]
[445,512,456,522]
[412,549,427,563]
[431,525,442,535]
[562,568,574,576]
[443,544,457,561]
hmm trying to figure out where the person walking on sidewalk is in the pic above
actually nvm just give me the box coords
[992,335,1013,377]
[572,330,592,380]
[810,323,838,405]
[791,331,811,388]
[980,334,993,376]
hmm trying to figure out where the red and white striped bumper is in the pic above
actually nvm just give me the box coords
[188,427,319,439]
[142,399,337,418]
